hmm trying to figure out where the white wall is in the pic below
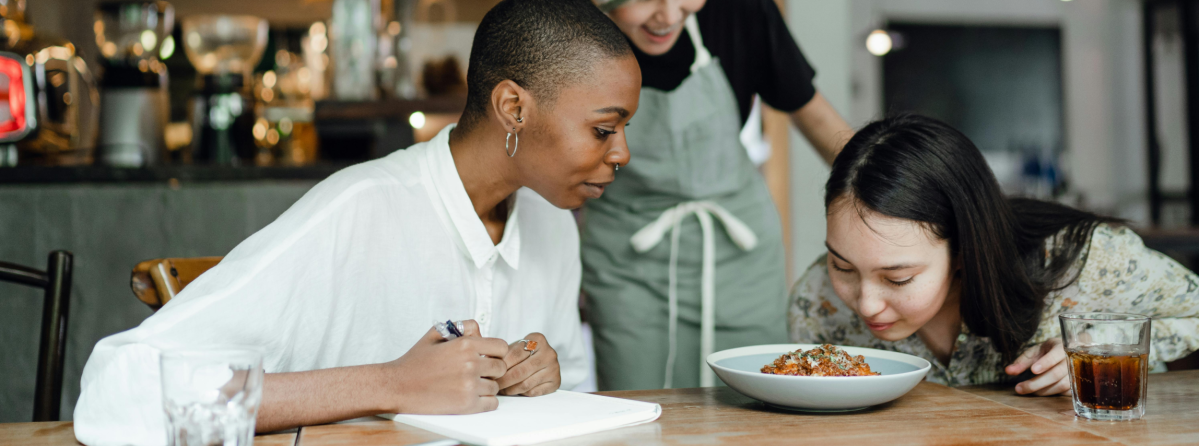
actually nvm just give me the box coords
[784,0,1149,279]
[785,1,852,280]
[1061,0,1146,222]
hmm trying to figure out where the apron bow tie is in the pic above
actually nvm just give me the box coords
[629,200,757,388]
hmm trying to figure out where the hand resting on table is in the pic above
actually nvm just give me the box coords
[1005,337,1070,396]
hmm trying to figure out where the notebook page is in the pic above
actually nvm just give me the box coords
[385,390,662,446]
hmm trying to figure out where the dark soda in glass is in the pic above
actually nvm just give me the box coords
[1060,313,1150,420]
[1066,345,1148,411]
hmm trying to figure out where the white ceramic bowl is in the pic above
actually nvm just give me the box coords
[707,344,931,411]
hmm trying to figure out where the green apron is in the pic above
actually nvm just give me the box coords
[581,16,788,390]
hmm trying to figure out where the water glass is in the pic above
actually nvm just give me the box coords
[1059,313,1151,421]
[160,347,265,446]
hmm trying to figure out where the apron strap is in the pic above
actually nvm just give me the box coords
[685,15,713,74]
[630,201,758,388]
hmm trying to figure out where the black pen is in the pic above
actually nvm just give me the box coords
[434,320,465,340]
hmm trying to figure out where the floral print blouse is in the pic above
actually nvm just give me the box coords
[788,224,1199,387]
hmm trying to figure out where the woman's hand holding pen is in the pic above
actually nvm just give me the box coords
[376,320,509,415]
[497,332,562,397]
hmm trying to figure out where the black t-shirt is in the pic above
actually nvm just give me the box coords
[631,0,817,125]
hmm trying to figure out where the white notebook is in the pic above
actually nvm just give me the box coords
[383,390,662,446]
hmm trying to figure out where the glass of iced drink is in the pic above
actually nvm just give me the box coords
[160,347,265,445]
[1059,313,1151,421]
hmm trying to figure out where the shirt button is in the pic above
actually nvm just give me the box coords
[479,313,489,323]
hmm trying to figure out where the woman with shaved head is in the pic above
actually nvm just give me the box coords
[73,0,640,444]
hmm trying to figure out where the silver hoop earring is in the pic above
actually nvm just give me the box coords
[506,128,519,157]
[615,163,620,171]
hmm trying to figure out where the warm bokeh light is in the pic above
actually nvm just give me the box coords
[311,34,328,53]
[253,119,268,140]
[140,30,158,52]
[866,29,892,56]
[160,35,175,60]
[409,111,426,129]
[276,50,292,68]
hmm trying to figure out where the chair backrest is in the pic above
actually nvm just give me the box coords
[131,257,222,310]
[0,251,73,422]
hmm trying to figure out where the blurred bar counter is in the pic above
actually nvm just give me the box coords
[0,164,350,184]
[314,96,464,121]
[312,97,465,159]
[1136,227,1199,253]
[0,96,464,184]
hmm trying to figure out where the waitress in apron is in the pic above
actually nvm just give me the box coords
[584,0,853,390]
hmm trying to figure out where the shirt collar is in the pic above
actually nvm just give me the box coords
[495,194,521,269]
[426,125,521,270]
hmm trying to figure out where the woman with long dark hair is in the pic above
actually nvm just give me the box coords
[789,114,1199,394]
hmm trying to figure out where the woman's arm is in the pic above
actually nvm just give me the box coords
[257,324,510,433]
[258,365,392,432]
[1004,224,1199,396]
[788,91,854,164]
[1083,226,1199,365]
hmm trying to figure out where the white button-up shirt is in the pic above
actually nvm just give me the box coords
[73,125,588,446]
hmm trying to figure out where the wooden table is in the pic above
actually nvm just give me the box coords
[958,370,1199,445]
[0,424,297,446]
[5,370,1196,445]
[296,370,1199,446]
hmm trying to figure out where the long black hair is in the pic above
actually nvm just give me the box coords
[826,114,1120,363]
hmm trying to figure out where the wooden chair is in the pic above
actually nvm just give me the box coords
[0,251,73,422]
[130,257,222,310]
